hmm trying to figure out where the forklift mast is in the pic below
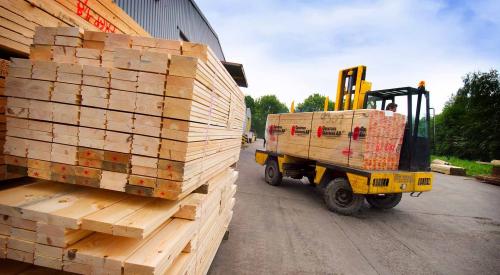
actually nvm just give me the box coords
[334,66,372,111]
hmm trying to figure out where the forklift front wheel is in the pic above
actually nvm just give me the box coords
[366,193,402,209]
[265,159,282,186]
[324,178,364,215]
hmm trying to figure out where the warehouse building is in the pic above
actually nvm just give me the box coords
[114,0,248,87]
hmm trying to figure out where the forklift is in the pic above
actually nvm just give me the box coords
[255,66,433,215]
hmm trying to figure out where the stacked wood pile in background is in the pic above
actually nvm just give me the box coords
[266,110,406,170]
[0,26,243,273]
[3,26,244,200]
[475,162,500,186]
[0,168,237,273]
[430,159,466,176]
[0,0,149,56]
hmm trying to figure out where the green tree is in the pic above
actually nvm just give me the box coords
[296,93,334,112]
[244,95,255,111]
[245,95,288,138]
[434,69,500,160]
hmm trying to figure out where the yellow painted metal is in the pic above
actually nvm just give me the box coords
[347,173,369,194]
[350,65,365,110]
[324,96,329,111]
[413,172,433,192]
[334,70,344,111]
[366,171,433,194]
[277,156,285,172]
[314,165,327,185]
[255,151,268,165]
[343,71,352,111]
[353,80,372,110]
[334,66,367,111]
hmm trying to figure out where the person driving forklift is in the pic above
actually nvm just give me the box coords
[386,102,398,112]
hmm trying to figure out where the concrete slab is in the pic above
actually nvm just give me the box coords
[209,139,500,275]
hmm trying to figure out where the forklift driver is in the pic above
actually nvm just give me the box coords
[386,102,398,112]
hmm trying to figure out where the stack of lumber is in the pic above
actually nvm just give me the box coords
[0,0,149,56]
[475,160,500,186]
[0,58,7,179]
[2,27,244,201]
[430,159,466,176]
[266,110,406,170]
[0,58,27,180]
[0,167,237,274]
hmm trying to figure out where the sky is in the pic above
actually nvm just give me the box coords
[196,0,500,113]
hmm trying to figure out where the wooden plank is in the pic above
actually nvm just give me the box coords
[21,188,129,229]
[36,223,92,247]
[123,218,197,274]
[113,199,181,239]
[63,224,160,272]
[34,254,62,270]
[6,248,33,263]
[100,171,128,192]
[0,181,77,217]
[35,243,63,259]
[10,228,36,242]
[163,252,193,275]
[10,217,36,231]
[7,238,35,253]
[81,195,152,235]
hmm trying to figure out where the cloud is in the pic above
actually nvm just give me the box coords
[197,0,500,113]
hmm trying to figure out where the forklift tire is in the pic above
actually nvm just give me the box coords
[366,193,402,209]
[265,159,282,186]
[324,178,364,215]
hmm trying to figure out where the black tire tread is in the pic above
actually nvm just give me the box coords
[265,159,282,186]
[366,193,402,209]
[324,178,364,215]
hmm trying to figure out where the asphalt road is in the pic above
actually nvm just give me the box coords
[209,139,500,275]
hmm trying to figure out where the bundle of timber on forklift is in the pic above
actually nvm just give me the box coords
[266,109,406,170]
[0,26,244,274]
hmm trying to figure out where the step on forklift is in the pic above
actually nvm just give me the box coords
[255,66,433,215]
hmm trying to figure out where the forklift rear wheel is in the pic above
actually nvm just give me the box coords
[366,193,402,209]
[324,178,364,215]
[265,159,282,186]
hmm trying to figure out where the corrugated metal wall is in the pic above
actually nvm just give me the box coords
[114,0,225,61]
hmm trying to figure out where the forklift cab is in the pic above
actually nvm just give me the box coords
[363,85,431,172]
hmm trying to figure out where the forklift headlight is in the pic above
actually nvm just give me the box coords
[400,183,407,190]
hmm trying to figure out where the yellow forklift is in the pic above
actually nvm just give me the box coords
[255,66,433,215]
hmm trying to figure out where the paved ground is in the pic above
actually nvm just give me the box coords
[209,139,500,275]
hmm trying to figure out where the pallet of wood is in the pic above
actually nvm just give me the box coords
[3,27,245,200]
[266,110,406,170]
[0,167,237,274]
[0,0,149,56]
